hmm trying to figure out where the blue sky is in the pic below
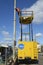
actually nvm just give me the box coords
[0,0,43,45]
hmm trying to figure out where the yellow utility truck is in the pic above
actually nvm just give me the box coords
[16,9,38,64]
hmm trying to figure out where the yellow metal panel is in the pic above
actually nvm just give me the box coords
[24,42,32,58]
[18,41,38,60]
[31,42,38,60]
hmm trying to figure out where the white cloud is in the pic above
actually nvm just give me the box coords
[2,31,9,37]
[0,41,4,43]
[4,37,13,41]
[6,41,13,44]
[22,0,43,23]
[35,33,42,37]
[18,35,29,41]
[0,30,13,45]
[2,31,13,43]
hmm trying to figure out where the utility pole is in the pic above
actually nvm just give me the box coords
[13,0,16,60]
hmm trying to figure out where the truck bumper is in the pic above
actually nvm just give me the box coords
[18,58,38,64]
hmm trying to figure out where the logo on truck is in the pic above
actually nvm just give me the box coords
[18,44,24,49]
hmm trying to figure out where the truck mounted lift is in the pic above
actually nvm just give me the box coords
[15,8,38,64]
